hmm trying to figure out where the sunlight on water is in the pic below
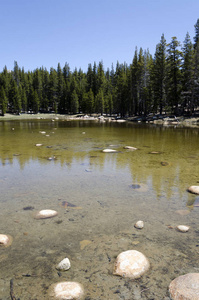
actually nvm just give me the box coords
[0,119,199,299]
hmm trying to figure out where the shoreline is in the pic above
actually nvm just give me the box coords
[0,113,199,127]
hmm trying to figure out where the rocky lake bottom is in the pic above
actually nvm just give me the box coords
[0,119,198,299]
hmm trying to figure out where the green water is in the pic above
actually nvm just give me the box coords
[0,119,198,299]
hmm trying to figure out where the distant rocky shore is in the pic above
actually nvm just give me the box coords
[0,112,199,127]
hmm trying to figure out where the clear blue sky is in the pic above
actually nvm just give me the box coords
[1,0,199,73]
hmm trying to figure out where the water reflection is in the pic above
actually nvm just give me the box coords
[0,120,198,203]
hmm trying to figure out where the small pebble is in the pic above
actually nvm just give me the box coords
[176,225,190,232]
[56,258,71,271]
[134,220,144,229]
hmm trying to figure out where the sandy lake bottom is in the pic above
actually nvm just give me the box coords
[0,119,199,299]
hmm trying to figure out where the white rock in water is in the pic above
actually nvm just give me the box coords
[113,250,150,279]
[35,209,58,219]
[56,258,71,271]
[169,273,199,300]
[187,186,199,195]
[39,131,46,134]
[177,225,190,232]
[102,149,117,153]
[0,234,13,247]
[35,143,42,147]
[124,146,137,150]
[134,220,144,229]
[50,281,84,299]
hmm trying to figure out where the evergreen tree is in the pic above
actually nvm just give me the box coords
[181,32,194,113]
[0,86,7,116]
[152,34,166,114]
[166,37,182,115]
[194,18,199,48]
[70,90,79,114]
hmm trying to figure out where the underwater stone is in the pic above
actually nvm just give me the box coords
[102,149,117,153]
[124,146,137,150]
[134,220,144,229]
[113,250,150,279]
[187,186,199,195]
[0,234,13,247]
[35,209,58,219]
[56,258,71,271]
[176,225,190,232]
[50,281,84,299]
[169,273,199,300]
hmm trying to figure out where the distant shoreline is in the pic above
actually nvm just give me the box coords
[0,113,199,127]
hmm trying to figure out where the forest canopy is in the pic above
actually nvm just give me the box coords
[0,19,199,117]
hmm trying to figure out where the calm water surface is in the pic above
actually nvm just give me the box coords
[0,119,199,299]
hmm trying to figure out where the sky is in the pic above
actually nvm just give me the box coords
[1,0,199,73]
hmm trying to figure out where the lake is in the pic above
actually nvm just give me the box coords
[0,119,199,299]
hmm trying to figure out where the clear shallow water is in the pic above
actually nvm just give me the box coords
[0,119,199,299]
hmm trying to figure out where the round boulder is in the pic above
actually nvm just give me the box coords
[49,281,84,299]
[35,209,58,219]
[187,186,199,195]
[169,273,199,300]
[0,234,13,247]
[113,250,150,279]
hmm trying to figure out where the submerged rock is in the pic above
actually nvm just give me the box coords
[49,281,84,299]
[169,273,199,300]
[56,258,71,271]
[176,225,190,232]
[35,143,42,147]
[134,220,144,229]
[102,149,117,153]
[113,250,150,279]
[124,146,137,150]
[187,186,199,195]
[0,234,13,247]
[35,209,58,219]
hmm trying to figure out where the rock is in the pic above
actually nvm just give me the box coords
[0,234,13,247]
[35,209,58,219]
[176,225,190,232]
[49,281,84,299]
[124,146,137,150]
[35,144,42,147]
[80,240,92,250]
[169,273,199,300]
[134,220,144,229]
[175,210,190,216]
[187,186,199,195]
[113,250,150,279]
[56,258,71,271]
[102,149,117,153]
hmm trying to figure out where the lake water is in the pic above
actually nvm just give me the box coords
[0,119,199,299]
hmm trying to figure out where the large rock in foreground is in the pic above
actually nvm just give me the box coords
[49,281,84,299]
[113,250,150,279]
[169,273,199,300]
[187,186,199,195]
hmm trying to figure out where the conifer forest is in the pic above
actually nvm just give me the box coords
[0,19,199,117]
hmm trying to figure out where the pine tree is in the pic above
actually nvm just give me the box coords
[70,90,79,114]
[194,19,199,49]
[0,86,7,116]
[152,34,166,114]
[181,32,194,113]
[166,37,182,115]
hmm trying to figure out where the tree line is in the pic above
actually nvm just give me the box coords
[0,19,199,117]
